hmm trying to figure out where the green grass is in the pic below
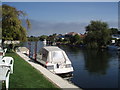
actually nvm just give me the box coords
[5,52,58,89]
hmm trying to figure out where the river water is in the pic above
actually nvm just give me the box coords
[23,41,119,88]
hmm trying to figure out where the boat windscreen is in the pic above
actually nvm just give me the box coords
[52,51,65,63]
[42,49,48,62]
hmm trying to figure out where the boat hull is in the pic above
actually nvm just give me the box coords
[51,67,74,74]
[36,58,74,74]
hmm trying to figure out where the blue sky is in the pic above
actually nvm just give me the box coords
[3,2,118,36]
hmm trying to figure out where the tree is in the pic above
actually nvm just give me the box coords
[84,20,111,48]
[70,34,81,45]
[47,33,57,42]
[109,28,118,35]
[28,36,39,41]
[39,35,48,41]
[1,4,31,42]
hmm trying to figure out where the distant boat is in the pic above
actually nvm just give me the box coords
[16,47,29,55]
[36,46,74,74]
[43,39,47,46]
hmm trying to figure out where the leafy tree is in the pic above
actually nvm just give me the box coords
[39,35,48,41]
[56,38,63,42]
[1,4,31,42]
[109,28,118,35]
[47,33,57,42]
[84,20,111,48]
[28,36,39,41]
[69,34,82,45]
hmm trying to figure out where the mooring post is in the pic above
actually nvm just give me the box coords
[34,41,38,61]
[28,41,31,58]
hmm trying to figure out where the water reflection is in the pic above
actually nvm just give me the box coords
[83,50,110,75]
[58,73,73,82]
[59,45,118,88]
[118,51,120,89]
[118,51,120,69]
[58,45,81,54]
[60,45,111,75]
[23,42,118,88]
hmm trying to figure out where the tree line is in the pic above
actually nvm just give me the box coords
[28,21,119,49]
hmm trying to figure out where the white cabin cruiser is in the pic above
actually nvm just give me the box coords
[36,46,74,74]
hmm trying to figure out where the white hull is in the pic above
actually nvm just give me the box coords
[36,46,74,74]
[36,58,74,74]
[52,67,74,74]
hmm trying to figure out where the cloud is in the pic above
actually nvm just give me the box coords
[107,21,118,28]
[23,19,118,36]
[27,20,88,36]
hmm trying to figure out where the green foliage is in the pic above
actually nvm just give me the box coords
[86,21,108,32]
[109,28,118,35]
[84,20,111,48]
[56,38,63,42]
[28,36,39,41]
[39,35,48,41]
[2,4,31,42]
[47,33,57,42]
[70,34,82,45]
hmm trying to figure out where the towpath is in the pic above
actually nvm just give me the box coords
[16,52,82,89]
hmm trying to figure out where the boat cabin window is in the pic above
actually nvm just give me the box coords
[38,49,42,55]
[52,51,65,63]
[47,65,54,70]
[42,49,48,61]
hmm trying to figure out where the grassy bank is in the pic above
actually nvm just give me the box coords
[6,52,58,88]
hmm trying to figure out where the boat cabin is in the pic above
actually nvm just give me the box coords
[36,46,74,74]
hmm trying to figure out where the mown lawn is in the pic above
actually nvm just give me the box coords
[5,52,58,89]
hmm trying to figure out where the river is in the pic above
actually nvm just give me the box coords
[23,41,119,88]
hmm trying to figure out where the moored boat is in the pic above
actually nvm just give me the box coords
[36,46,74,74]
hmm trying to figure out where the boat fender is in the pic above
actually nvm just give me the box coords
[46,61,48,64]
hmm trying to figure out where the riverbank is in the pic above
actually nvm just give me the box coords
[6,52,58,88]
[21,41,119,88]
[16,51,80,89]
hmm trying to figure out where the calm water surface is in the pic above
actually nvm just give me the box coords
[23,41,119,88]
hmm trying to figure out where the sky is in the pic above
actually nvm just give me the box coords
[2,2,118,36]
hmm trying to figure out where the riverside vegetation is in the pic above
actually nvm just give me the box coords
[28,21,119,49]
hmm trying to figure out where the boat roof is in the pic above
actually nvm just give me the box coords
[43,46,63,52]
